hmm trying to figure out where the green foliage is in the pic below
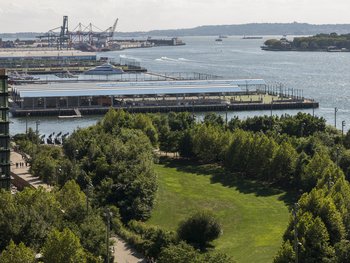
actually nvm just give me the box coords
[0,240,35,263]
[298,189,345,245]
[157,242,235,263]
[192,124,231,162]
[56,180,87,223]
[273,241,295,263]
[301,151,335,191]
[127,220,177,258]
[63,115,157,222]
[270,142,298,185]
[157,242,201,263]
[42,228,87,263]
[334,240,350,263]
[177,211,221,250]
[203,112,224,127]
[30,145,63,184]
[0,188,62,250]
[77,213,106,258]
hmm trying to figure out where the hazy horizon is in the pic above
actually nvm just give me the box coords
[0,0,350,33]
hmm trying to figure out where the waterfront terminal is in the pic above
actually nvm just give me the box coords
[10,79,318,117]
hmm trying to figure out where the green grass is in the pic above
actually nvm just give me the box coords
[147,159,293,263]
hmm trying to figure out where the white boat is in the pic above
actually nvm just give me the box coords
[83,63,124,75]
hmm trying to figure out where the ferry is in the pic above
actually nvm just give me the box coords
[83,63,124,75]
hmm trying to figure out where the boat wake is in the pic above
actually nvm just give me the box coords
[155,56,194,63]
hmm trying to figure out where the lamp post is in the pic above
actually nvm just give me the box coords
[270,100,273,130]
[35,120,40,136]
[104,208,113,263]
[293,203,299,263]
[334,107,338,128]
[225,104,229,129]
[25,113,30,134]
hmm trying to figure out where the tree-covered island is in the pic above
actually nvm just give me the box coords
[262,33,350,52]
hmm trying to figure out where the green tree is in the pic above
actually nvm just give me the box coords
[157,242,201,263]
[334,240,350,263]
[203,112,224,127]
[273,241,295,263]
[270,142,298,184]
[42,228,87,263]
[56,180,87,223]
[0,240,35,263]
[177,211,221,250]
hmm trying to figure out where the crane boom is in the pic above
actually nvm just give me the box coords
[110,18,118,38]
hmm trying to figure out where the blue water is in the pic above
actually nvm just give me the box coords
[11,36,350,135]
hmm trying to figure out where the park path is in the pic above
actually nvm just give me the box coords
[112,237,145,263]
[10,150,52,191]
[10,150,144,263]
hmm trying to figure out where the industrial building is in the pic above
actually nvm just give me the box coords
[0,69,10,189]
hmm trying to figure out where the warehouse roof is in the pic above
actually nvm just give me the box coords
[13,79,265,98]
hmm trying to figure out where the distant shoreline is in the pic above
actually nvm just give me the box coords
[2,22,350,38]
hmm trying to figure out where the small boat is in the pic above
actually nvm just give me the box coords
[242,36,263,39]
[55,70,78,78]
[83,63,124,75]
[215,38,223,42]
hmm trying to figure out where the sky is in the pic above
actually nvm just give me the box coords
[0,0,350,33]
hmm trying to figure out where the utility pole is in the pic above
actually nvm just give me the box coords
[293,203,299,263]
[334,107,338,128]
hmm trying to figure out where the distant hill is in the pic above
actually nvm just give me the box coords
[117,22,350,37]
[2,22,350,39]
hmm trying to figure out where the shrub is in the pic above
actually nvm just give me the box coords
[177,211,221,250]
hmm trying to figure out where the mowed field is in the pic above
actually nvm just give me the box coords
[147,160,291,263]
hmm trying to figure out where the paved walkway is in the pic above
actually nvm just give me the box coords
[112,237,145,263]
[10,151,52,191]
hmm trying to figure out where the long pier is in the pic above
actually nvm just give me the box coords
[11,99,318,117]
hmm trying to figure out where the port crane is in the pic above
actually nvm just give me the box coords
[37,16,119,50]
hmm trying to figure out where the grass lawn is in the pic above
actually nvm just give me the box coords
[147,159,293,263]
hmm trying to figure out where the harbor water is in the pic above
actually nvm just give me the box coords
[11,36,350,135]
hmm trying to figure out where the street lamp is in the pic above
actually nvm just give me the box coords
[25,113,30,134]
[342,120,346,136]
[35,120,40,136]
[293,203,299,263]
[334,107,338,128]
[225,104,229,128]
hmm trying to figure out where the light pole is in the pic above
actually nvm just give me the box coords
[104,208,113,263]
[293,203,299,263]
[25,113,30,134]
[35,120,40,136]
[334,107,338,128]
[225,104,229,129]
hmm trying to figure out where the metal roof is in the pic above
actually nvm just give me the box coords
[13,79,265,98]
[0,50,96,59]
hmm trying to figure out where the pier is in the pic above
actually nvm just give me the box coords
[9,79,318,117]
